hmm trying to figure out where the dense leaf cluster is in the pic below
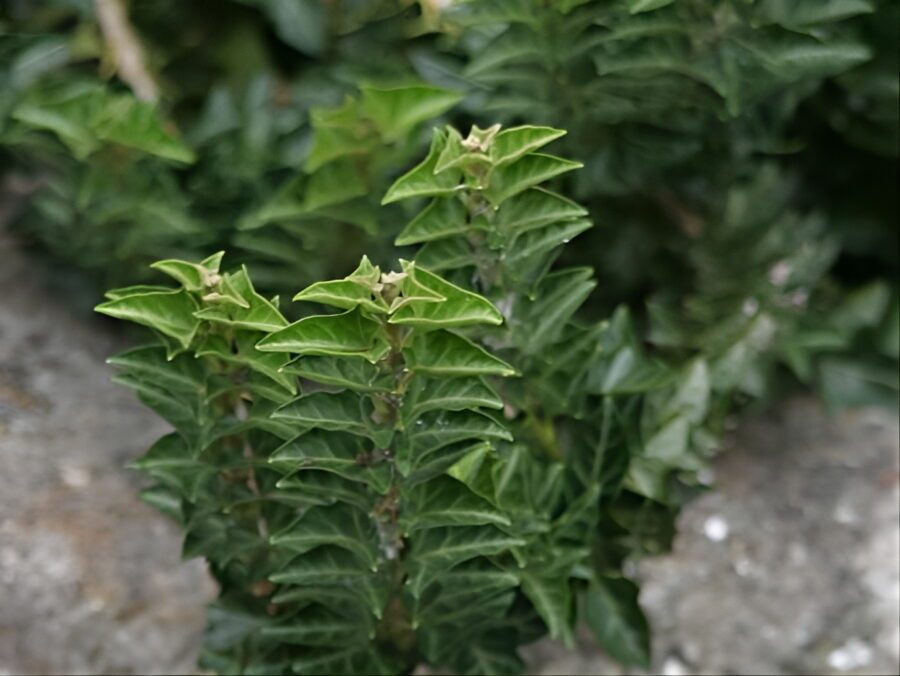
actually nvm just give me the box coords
[2,1,897,673]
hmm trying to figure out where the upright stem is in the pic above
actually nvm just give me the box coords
[373,309,417,664]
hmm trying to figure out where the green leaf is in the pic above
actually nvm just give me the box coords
[407,526,526,598]
[270,503,379,569]
[642,416,690,465]
[96,289,200,349]
[272,391,373,438]
[360,85,463,141]
[395,197,471,246]
[495,188,588,235]
[192,267,288,332]
[270,546,389,618]
[261,606,367,646]
[275,470,374,513]
[96,95,196,163]
[107,345,205,395]
[404,330,517,377]
[282,355,391,393]
[512,267,596,354]
[505,218,593,265]
[390,264,504,328]
[292,644,395,676]
[764,42,872,80]
[401,476,511,532]
[150,254,223,291]
[412,560,520,626]
[293,257,389,314]
[485,153,582,205]
[490,126,567,166]
[407,410,514,458]
[520,569,574,645]
[130,433,213,501]
[302,158,369,212]
[256,310,387,360]
[584,576,651,668]
[253,0,327,55]
[628,0,676,13]
[402,375,503,421]
[416,236,479,272]
[195,333,296,394]
[269,429,391,494]
[382,129,462,205]
[305,98,376,172]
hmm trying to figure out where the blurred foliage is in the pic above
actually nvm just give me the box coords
[2,0,898,673]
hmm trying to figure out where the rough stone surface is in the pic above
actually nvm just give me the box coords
[1,237,898,675]
[0,237,216,675]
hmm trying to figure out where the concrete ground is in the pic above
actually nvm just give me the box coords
[1,236,898,675]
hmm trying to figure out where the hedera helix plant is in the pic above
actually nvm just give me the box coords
[98,124,677,673]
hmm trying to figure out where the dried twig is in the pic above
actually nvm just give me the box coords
[94,0,159,102]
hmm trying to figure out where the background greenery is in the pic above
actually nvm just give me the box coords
[1,0,897,673]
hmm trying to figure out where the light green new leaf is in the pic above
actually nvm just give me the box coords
[293,257,388,314]
[404,330,516,376]
[96,288,200,349]
[150,253,224,292]
[382,129,462,204]
[390,265,504,328]
[256,310,386,360]
[192,267,288,332]
[490,126,567,166]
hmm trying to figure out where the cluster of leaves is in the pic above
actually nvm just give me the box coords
[439,0,898,407]
[99,248,536,673]
[0,0,452,291]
